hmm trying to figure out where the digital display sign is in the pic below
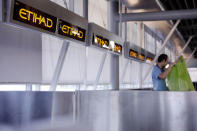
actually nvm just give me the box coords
[138,54,145,61]
[94,35,109,49]
[93,35,122,54]
[10,0,88,43]
[13,0,57,33]
[114,43,122,54]
[146,57,153,62]
[129,49,138,58]
[58,19,86,42]
[129,49,145,61]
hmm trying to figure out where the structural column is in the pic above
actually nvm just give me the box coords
[83,0,88,88]
[83,0,88,19]
[108,1,119,90]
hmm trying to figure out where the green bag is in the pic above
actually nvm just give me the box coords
[167,56,195,91]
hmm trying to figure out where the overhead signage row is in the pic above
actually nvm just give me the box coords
[13,0,57,33]
[9,0,87,43]
[125,42,155,63]
[7,0,153,58]
[9,0,123,55]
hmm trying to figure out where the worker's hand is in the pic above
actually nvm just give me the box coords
[170,56,181,67]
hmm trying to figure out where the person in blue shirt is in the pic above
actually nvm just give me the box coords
[152,54,176,91]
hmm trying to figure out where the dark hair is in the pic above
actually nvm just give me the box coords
[157,54,168,63]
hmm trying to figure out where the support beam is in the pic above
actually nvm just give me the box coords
[50,41,69,91]
[117,9,197,22]
[186,48,197,65]
[120,61,129,84]
[177,36,193,58]
[142,20,180,82]
[94,53,107,89]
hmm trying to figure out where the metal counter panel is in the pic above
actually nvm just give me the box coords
[1,91,197,131]
[77,91,197,131]
[0,91,75,126]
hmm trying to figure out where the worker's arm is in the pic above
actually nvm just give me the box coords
[159,56,182,79]
[159,63,175,80]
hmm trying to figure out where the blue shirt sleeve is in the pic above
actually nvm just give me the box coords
[152,66,162,80]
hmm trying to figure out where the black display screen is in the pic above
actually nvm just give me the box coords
[114,43,122,54]
[138,54,145,61]
[13,0,57,33]
[146,57,153,62]
[58,19,86,42]
[129,49,138,58]
[129,49,145,61]
[94,35,109,49]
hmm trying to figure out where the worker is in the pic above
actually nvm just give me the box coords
[152,54,176,91]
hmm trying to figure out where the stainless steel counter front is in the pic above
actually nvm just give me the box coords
[76,91,197,131]
[0,91,197,131]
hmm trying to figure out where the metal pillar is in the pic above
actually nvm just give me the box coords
[94,53,107,89]
[124,7,127,42]
[108,1,119,90]
[142,20,180,82]
[120,7,128,85]
[83,0,88,19]
[119,0,122,37]
[186,48,197,65]
[83,0,88,89]
[118,9,197,22]
[177,36,193,58]
[138,22,143,88]
[0,0,3,22]
[50,41,69,91]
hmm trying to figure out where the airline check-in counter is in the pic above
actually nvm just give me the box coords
[0,0,197,131]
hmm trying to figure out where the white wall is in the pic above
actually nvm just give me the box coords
[0,23,42,83]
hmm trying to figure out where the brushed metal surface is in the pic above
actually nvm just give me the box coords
[77,90,197,131]
[0,91,74,126]
[1,91,197,131]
